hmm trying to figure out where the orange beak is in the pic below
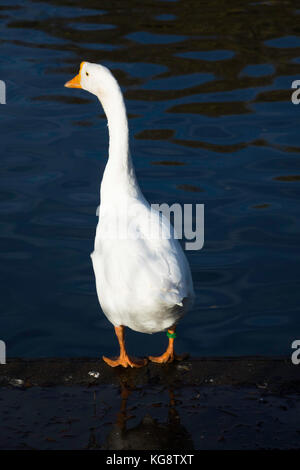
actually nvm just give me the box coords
[64,62,85,89]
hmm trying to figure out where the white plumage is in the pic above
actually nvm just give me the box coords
[92,193,194,334]
[65,61,194,365]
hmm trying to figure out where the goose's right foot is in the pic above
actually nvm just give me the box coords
[149,326,188,364]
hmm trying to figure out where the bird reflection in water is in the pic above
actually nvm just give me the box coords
[87,379,194,450]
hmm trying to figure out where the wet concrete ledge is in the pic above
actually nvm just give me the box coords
[1,357,300,450]
[1,356,299,394]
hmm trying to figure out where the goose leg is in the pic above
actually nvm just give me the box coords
[148,327,187,364]
[103,326,147,368]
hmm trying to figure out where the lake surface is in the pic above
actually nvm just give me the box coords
[1,0,300,358]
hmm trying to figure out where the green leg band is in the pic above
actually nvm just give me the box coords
[167,331,177,339]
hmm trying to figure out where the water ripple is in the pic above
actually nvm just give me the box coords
[0,0,299,358]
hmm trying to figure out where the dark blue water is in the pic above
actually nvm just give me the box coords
[1,0,300,358]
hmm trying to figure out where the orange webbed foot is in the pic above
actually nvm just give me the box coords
[148,351,188,364]
[102,354,148,368]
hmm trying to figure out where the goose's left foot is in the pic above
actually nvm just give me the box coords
[103,325,148,368]
[103,354,147,368]
[148,327,188,364]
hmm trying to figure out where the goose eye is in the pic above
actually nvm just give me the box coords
[86,72,89,76]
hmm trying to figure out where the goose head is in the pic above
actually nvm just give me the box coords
[64,61,130,169]
[64,61,119,98]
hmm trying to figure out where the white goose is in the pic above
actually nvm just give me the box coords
[65,62,194,367]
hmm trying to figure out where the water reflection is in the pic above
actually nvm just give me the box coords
[0,0,300,357]
[1,380,299,450]
[99,380,193,450]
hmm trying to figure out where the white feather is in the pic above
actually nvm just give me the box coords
[77,62,194,334]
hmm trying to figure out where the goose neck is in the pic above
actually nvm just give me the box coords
[99,90,129,167]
